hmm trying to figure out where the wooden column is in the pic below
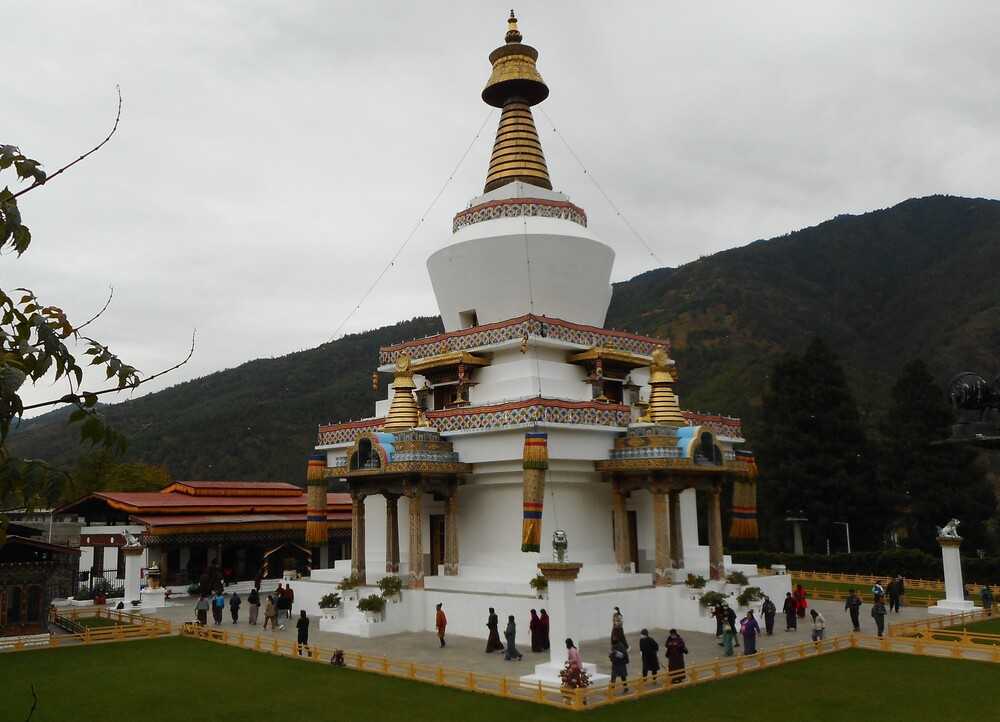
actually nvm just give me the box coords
[385,494,400,574]
[350,489,366,583]
[652,490,672,586]
[443,485,459,576]
[668,489,684,569]
[612,484,632,573]
[708,485,725,581]
[404,481,424,589]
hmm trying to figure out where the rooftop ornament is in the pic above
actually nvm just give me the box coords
[946,371,1000,448]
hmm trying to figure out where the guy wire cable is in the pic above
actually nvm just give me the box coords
[330,108,496,341]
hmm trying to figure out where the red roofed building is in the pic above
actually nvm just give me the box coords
[57,481,351,591]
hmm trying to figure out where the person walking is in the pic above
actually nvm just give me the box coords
[263,595,277,631]
[609,637,629,694]
[845,589,862,632]
[611,606,623,636]
[503,615,523,661]
[782,592,797,631]
[566,638,581,673]
[713,603,725,638]
[540,609,550,650]
[981,585,995,615]
[529,609,543,652]
[195,593,210,626]
[229,591,242,624]
[740,610,761,655]
[638,628,660,681]
[724,603,739,646]
[871,597,887,638]
[664,629,688,683]
[435,603,447,648]
[247,587,260,625]
[794,584,808,619]
[286,584,295,618]
[485,607,504,653]
[212,591,225,625]
[721,622,736,657]
[809,609,826,642]
[887,576,903,613]
[872,580,885,602]
[761,595,776,635]
[296,609,310,656]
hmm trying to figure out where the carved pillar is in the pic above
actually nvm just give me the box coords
[404,481,424,589]
[652,489,672,586]
[612,483,632,573]
[385,494,400,574]
[444,484,459,576]
[668,489,684,569]
[708,485,725,581]
[350,489,366,583]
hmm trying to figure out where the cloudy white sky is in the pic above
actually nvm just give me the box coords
[6,1,999,413]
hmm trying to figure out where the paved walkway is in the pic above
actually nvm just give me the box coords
[146,597,928,677]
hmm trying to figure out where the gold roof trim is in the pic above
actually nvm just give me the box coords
[409,351,491,374]
[568,346,652,368]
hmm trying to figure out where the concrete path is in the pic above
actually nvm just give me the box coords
[145,597,928,677]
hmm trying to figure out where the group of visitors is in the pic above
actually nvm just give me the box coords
[194,581,288,632]
[844,587,888,637]
[598,621,689,693]
[483,606,550,660]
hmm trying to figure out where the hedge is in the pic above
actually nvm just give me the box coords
[731,549,1000,585]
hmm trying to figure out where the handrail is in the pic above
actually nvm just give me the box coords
[889,608,993,637]
[791,570,997,596]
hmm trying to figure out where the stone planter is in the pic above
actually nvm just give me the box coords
[363,610,383,624]
[70,599,93,608]
[534,591,548,600]
[319,611,341,632]
[340,588,359,603]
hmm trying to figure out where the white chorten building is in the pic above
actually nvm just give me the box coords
[292,13,788,667]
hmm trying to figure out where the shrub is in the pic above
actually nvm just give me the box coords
[559,660,592,689]
[529,574,548,591]
[726,571,749,586]
[737,586,763,607]
[187,583,201,596]
[686,573,707,589]
[357,594,386,614]
[318,593,341,609]
[699,591,727,608]
[74,587,92,601]
[377,575,403,598]
[337,574,362,591]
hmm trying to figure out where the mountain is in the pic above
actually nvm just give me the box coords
[10,195,1000,483]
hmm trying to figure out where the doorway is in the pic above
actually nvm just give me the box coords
[429,514,445,576]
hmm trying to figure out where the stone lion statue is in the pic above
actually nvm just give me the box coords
[937,518,961,539]
[122,529,142,548]
[552,529,569,562]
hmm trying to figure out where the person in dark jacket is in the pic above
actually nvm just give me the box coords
[724,604,739,646]
[761,595,777,635]
[539,609,550,650]
[296,609,310,655]
[638,628,660,680]
[529,609,543,652]
[713,603,725,638]
[887,576,904,613]
[871,598,887,638]
[503,615,522,661]
[664,629,688,683]
[229,591,241,624]
[782,592,797,631]
[485,607,504,653]
[844,589,863,632]
[247,587,260,625]
[740,610,761,655]
[609,638,630,693]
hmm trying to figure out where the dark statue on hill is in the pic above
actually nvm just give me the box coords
[948,371,1000,443]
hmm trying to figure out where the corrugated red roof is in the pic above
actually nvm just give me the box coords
[133,512,351,527]
[171,481,302,490]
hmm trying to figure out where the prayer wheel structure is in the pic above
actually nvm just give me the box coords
[305,452,328,544]
[521,432,548,552]
[728,450,759,540]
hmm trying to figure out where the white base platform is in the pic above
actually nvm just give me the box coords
[521,661,610,688]
[928,600,980,616]
[140,588,168,609]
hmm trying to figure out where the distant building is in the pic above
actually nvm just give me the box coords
[1,525,79,638]
[56,481,351,590]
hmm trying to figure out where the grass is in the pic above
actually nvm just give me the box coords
[73,616,121,629]
[793,578,945,602]
[945,616,1000,643]
[2,637,998,721]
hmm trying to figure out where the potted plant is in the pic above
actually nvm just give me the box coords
[357,594,386,623]
[726,570,750,586]
[318,593,342,631]
[559,659,592,701]
[187,583,201,597]
[92,581,110,606]
[699,590,727,608]
[529,574,548,599]
[377,575,403,603]
[686,573,707,589]
[737,586,763,608]
[71,587,93,607]
[337,574,362,602]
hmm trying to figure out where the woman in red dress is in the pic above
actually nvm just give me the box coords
[794,584,808,618]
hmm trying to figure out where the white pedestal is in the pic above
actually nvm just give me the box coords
[929,535,976,616]
[520,562,610,688]
[139,588,167,609]
[123,547,143,606]
[928,600,979,616]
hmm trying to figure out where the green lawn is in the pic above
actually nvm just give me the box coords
[2,637,997,721]
[947,616,1000,642]
[794,578,946,601]
[73,616,121,629]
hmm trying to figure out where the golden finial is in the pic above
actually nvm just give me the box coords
[384,354,420,431]
[646,346,684,425]
[482,11,552,192]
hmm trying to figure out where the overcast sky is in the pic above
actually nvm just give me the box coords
[6,1,999,413]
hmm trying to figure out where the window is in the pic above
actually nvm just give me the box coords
[458,309,479,329]
[92,545,105,574]
[116,546,126,579]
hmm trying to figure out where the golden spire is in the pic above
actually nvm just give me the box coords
[647,347,685,426]
[383,355,421,431]
[482,11,552,193]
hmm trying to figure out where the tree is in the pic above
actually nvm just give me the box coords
[880,360,996,553]
[62,449,171,502]
[0,90,192,540]
[753,338,886,552]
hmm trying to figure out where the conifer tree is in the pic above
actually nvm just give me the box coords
[880,360,996,553]
[754,338,885,551]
